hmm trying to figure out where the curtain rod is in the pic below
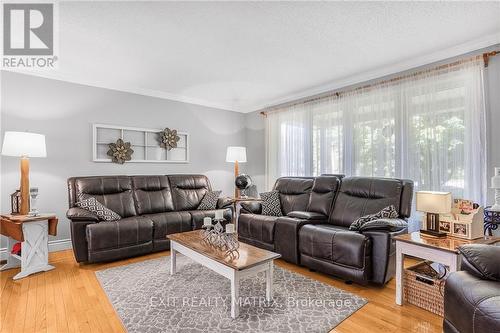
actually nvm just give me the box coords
[260,50,499,117]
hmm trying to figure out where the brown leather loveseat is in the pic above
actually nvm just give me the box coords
[67,174,232,263]
[238,175,413,285]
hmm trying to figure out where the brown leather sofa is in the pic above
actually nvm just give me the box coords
[443,244,500,333]
[66,175,232,263]
[238,175,413,285]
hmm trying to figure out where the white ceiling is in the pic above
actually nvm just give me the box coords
[12,1,500,112]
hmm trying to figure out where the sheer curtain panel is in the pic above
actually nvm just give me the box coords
[265,57,487,204]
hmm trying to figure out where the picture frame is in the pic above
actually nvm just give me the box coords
[92,123,189,163]
[439,221,451,233]
[453,223,468,237]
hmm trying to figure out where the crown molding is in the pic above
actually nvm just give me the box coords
[246,32,500,113]
[1,69,241,113]
[3,32,499,114]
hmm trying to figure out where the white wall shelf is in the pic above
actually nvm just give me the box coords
[92,123,189,163]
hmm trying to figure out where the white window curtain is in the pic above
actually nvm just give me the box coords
[265,58,487,204]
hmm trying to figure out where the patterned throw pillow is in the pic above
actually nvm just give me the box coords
[356,218,408,232]
[349,205,399,231]
[197,191,222,210]
[76,196,121,221]
[260,191,282,216]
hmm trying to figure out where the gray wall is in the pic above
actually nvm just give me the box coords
[244,111,266,192]
[0,71,249,251]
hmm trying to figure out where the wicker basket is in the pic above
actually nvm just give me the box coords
[403,262,446,316]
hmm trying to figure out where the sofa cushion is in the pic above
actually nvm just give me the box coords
[329,177,403,227]
[86,216,153,251]
[238,214,279,245]
[197,190,222,210]
[76,196,121,221]
[145,212,192,240]
[131,176,174,214]
[74,176,137,217]
[299,224,371,269]
[307,176,340,216]
[274,177,313,215]
[168,175,211,211]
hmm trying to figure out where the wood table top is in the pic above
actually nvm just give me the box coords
[1,214,57,222]
[395,232,500,254]
[167,230,281,270]
[1,214,58,242]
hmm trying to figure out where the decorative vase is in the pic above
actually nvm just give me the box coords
[29,187,39,216]
[491,167,500,212]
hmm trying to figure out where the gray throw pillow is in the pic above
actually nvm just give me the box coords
[198,190,222,210]
[260,191,282,216]
[350,205,399,231]
[76,196,121,221]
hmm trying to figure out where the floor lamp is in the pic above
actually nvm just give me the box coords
[1,132,47,215]
[226,146,247,198]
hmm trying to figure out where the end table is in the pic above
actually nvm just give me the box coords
[228,197,260,228]
[0,214,58,280]
[395,232,499,307]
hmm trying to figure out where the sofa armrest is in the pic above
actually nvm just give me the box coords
[459,244,500,281]
[67,207,100,222]
[69,219,97,263]
[287,211,328,221]
[361,227,407,285]
[216,197,233,209]
[240,201,262,214]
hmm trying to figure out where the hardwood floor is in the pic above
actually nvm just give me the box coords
[0,250,443,333]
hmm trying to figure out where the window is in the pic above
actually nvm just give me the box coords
[266,58,486,204]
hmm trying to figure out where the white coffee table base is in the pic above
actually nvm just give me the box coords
[0,220,55,280]
[170,240,274,319]
[395,240,460,306]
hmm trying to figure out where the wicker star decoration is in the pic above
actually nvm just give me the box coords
[107,139,134,164]
[159,128,180,151]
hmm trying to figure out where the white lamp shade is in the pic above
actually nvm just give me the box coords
[1,131,47,157]
[226,146,247,163]
[416,191,452,214]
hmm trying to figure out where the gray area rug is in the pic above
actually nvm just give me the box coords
[96,256,367,333]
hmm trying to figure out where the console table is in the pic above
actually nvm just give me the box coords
[0,214,58,280]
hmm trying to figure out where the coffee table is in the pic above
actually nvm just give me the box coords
[394,232,499,306]
[167,230,281,318]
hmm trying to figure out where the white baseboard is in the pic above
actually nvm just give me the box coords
[0,239,72,261]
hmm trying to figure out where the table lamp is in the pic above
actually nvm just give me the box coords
[1,131,47,215]
[226,146,247,198]
[416,191,452,237]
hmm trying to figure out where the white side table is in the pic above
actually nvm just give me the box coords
[0,214,58,280]
[395,232,497,306]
